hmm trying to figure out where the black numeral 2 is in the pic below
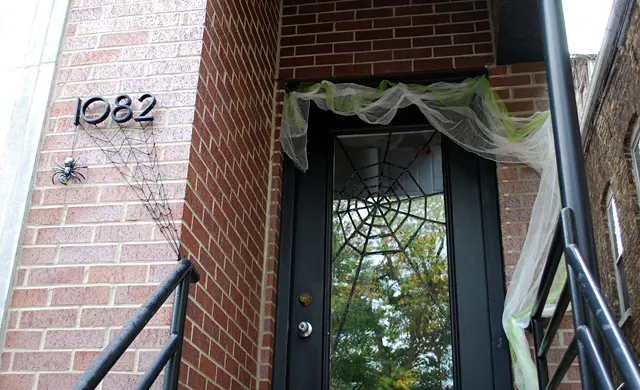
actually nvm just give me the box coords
[135,94,156,122]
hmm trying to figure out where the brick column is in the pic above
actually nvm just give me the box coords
[0,0,206,388]
[176,1,282,390]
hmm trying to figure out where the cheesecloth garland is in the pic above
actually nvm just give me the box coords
[281,76,566,390]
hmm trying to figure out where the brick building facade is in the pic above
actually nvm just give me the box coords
[583,0,640,369]
[0,0,624,389]
[0,0,209,388]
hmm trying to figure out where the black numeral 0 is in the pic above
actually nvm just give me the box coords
[80,96,110,125]
[135,93,156,122]
[112,94,133,123]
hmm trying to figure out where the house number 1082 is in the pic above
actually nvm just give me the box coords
[73,93,156,125]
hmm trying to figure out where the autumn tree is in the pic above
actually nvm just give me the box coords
[331,194,453,390]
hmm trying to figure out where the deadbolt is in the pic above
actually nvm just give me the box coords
[299,293,312,306]
[297,321,312,338]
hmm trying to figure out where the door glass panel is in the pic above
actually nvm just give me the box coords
[331,131,453,390]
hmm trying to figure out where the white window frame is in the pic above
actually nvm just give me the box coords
[606,191,631,325]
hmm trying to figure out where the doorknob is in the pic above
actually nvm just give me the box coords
[297,321,312,338]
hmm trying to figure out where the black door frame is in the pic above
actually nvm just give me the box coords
[273,71,512,389]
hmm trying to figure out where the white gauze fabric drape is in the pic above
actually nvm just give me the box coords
[280,77,564,390]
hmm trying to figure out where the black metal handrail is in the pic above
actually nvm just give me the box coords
[531,208,640,390]
[535,0,640,388]
[72,258,200,390]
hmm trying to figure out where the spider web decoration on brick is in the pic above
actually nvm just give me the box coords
[77,121,181,259]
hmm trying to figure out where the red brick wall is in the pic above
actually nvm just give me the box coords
[279,0,493,80]
[0,0,206,388]
[177,1,282,389]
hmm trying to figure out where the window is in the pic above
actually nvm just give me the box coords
[606,191,631,323]
[633,123,640,194]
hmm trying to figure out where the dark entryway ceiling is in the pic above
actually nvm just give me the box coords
[495,0,545,64]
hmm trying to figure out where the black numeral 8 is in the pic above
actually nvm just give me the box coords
[112,94,133,123]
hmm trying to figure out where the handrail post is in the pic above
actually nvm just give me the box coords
[561,209,595,390]
[538,0,605,386]
[538,0,600,279]
[531,317,549,387]
[163,269,194,390]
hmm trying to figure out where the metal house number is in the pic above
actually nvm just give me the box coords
[73,93,156,126]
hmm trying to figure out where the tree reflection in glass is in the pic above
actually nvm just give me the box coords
[331,132,453,390]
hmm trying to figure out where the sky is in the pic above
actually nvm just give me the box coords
[562,0,615,54]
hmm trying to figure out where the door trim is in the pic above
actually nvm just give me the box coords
[272,155,296,390]
[442,137,512,389]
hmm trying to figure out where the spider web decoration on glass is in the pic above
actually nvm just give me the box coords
[330,131,450,371]
[75,98,181,259]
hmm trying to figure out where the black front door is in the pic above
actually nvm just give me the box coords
[274,107,511,390]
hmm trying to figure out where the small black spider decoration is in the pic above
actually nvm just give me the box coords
[52,157,87,185]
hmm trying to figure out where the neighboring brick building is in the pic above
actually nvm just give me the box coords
[582,0,640,370]
[571,54,596,118]
[0,0,630,389]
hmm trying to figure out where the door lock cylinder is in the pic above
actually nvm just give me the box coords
[297,321,312,338]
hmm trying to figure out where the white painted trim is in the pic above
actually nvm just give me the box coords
[0,0,70,337]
